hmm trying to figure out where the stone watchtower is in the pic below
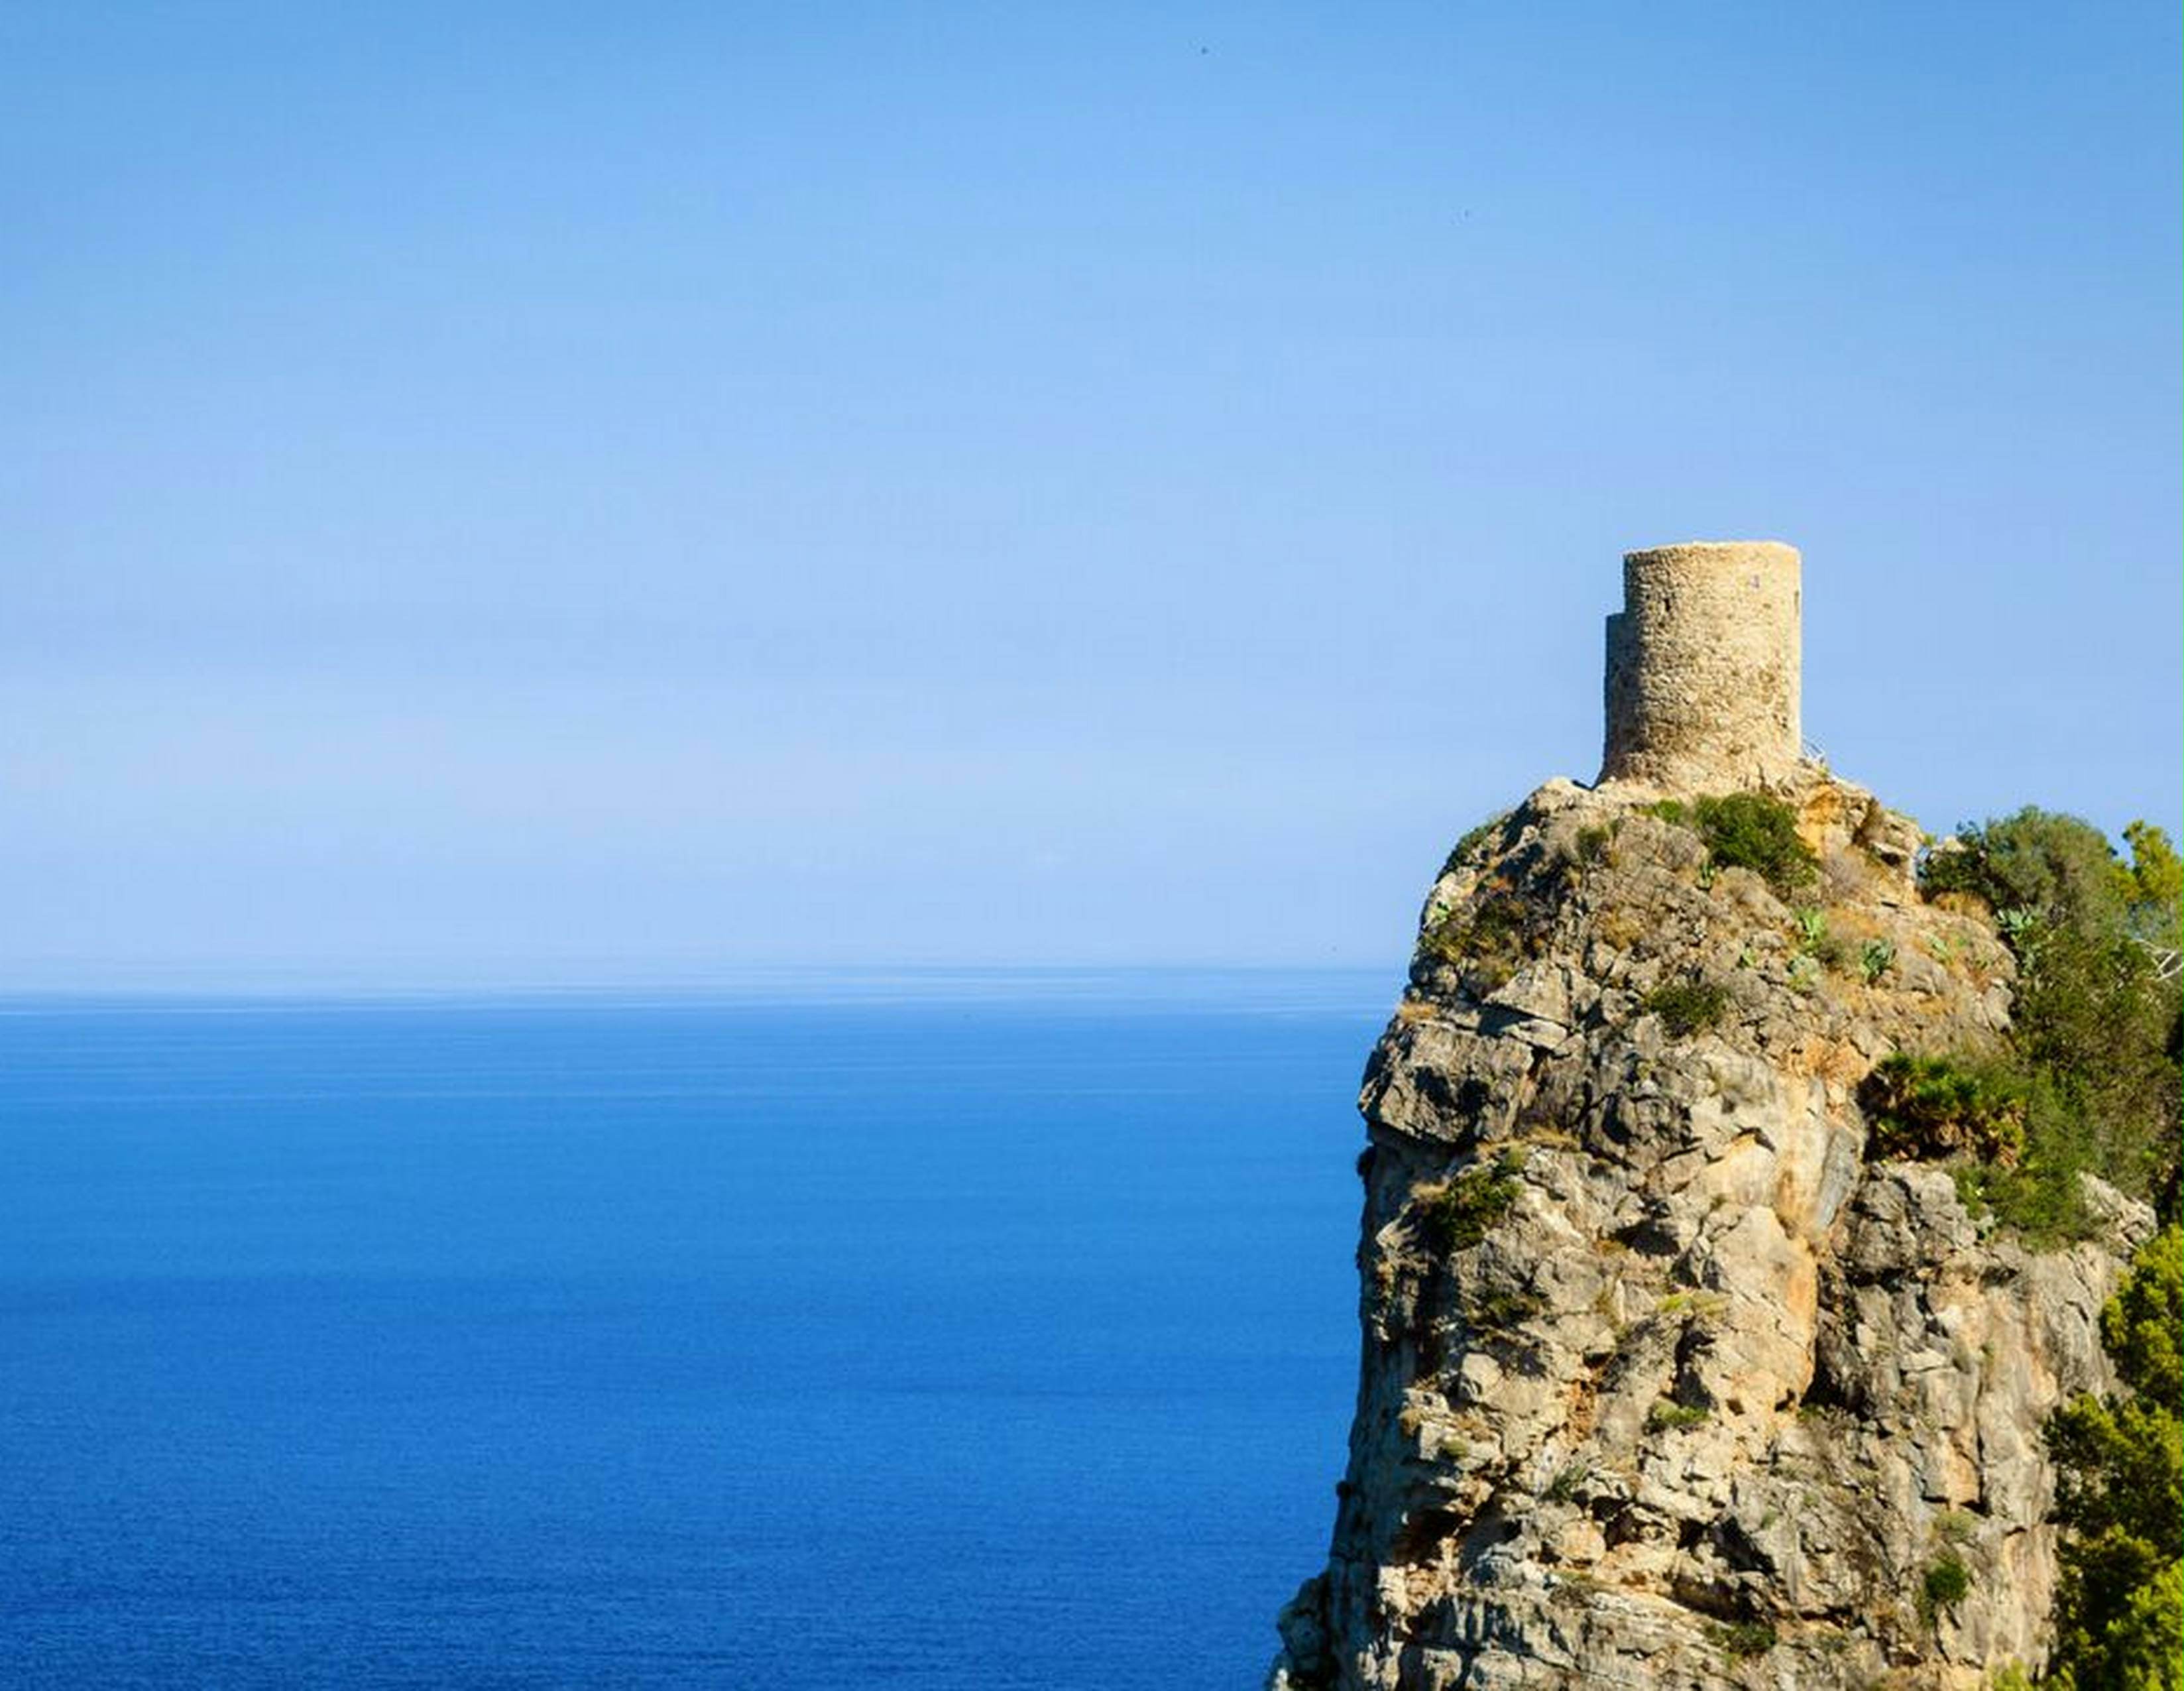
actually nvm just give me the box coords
[1600,540,1802,791]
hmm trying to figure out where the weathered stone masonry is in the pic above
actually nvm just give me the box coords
[1602,540,1802,792]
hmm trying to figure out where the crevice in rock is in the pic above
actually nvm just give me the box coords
[1453,1511,1520,1577]
[1390,1505,1467,1569]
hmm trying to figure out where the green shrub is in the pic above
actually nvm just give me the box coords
[1645,978,1730,1037]
[1441,812,1512,877]
[1924,807,2141,933]
[1953,1084,2098,1250]
[1419,892,1534,984]
[1690,792,1819,898]
[1861,1053,2027,1165]
[1646,1399,1710,1432]
[1414,1150,1526,1252]
[1466,1284,1548,1331]
[1709,1621,1778,1659]
[1920,1554,1971,1624]
[1575,824,1612,864]
[1418,915,1467,967]
[1861,938,1897,983]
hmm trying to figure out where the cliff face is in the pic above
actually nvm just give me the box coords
[1271,770,2153,1690]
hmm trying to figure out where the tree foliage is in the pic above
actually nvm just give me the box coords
[1859,1053,2026,1164]
[1920,810,2183,1222]
[2043,1227,2184,1689]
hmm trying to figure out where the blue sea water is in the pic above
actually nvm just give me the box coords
[0,972,1385,1688]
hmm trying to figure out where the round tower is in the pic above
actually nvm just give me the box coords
[1600,540,1802,791]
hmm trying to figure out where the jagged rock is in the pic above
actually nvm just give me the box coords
[1269,769,2151,1691]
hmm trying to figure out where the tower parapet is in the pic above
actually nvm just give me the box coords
[1601,540,1802,790]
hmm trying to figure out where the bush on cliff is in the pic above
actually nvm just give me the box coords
[1918,811,2182,1226]
[1418,890,1540,989]
[1644,978,1730,1038]
[1414,1150,1525,1252]
[1859,1054,2026,1165]
[1951,1092,2097,1248]
[2041,1225,2184,1690]
[1650,791,1818,899]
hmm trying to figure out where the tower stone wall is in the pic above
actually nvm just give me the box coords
[1601,539,1802,790]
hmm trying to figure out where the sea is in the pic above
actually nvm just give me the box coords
[0,970,1389,1689]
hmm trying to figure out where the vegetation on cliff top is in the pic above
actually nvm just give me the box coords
[1646,791,1819,898]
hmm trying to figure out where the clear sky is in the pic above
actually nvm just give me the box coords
[5,3,2179,985]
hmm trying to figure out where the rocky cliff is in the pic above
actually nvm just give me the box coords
[1270,768,2154,1690]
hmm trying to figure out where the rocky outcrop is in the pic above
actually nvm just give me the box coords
[1271,770,2153,1690]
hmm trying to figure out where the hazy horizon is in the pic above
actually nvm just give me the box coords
[9,4,2179,988]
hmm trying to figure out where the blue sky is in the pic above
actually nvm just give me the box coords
[5,3,2178,983]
